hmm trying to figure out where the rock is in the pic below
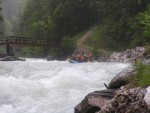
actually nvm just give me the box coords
[109,66,136,89]
[0,56,16,61]
[74,89,117,113]
[107,47,146,63]
[144,86,150,109]
[142,58,150,64]
[0,56,25,61]
[98,87,150,113]
[16,57,26,61]
[97,57,108,62]
[46,55,55,61]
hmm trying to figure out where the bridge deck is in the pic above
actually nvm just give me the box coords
[0,36,76,47]
[0,36,49,46]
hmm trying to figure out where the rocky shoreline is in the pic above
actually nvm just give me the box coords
[74,47,150,113]
[0,55,26,61]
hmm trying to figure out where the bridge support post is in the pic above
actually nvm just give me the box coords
[6,44,14,56]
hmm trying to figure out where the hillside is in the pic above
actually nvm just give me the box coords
[74,26,113,57]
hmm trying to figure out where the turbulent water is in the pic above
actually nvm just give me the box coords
[0,59,129,113]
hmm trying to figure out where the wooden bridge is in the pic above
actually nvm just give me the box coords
[0,36,75,56]
[0,36,49,46]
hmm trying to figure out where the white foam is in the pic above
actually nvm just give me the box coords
[0,60,129,113]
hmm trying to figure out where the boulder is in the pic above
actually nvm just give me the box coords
[98,87,150,113]
[107,47,146,63]
[0,56,25,61]
[74,89,116,113]
[109,66,136,89]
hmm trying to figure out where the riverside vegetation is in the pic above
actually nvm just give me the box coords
[130,61,150,88]
[130,46,150,88]
[1,0,150,58]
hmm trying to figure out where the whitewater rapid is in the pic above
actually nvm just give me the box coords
[0,59,129,113]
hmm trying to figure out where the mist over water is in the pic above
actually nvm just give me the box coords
[2,0,27,19]
[0,60,129,113]
[2,0,28,35]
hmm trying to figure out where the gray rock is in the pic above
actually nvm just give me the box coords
[74,89,117,113]
[98,87,150,113]
[109,66,136,89]
[141,58,150,64]
[0,56,25,61]
[107,47,146,63]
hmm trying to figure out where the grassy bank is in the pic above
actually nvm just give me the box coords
[130,61,150,88]
[72,25,113,57]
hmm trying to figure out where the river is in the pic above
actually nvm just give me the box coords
[0,59,129,113]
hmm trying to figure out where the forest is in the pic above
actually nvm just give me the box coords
[2,0,150,58]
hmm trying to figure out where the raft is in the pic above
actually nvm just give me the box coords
[69,60,79,63]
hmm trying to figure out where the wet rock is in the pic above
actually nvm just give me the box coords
[74,89,117,113]
[98,87,150,113]
[0,56,25,61]
[0,56,15,61]
[109,66,137,89]
[107,47,146,63]
[46,55,56,61]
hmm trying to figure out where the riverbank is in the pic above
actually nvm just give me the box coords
[74,46,150,113]
[0,54,26,61]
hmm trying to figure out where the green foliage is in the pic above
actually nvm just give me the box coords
[20,46,43,57]
[0,45,6,54]
[140,14,150,36]
[130,5,150,47]
[131,61,150,88]
[60,36,76,55]
[3,18,13,35]
[2,0,28,35]
[12,0,150,57]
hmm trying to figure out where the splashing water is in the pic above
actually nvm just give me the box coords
[0,59,129,113]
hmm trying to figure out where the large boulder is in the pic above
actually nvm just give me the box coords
[108,66,136,89]
[74,89,116,113]
[98,87,150,113]
[107,47,146,63]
